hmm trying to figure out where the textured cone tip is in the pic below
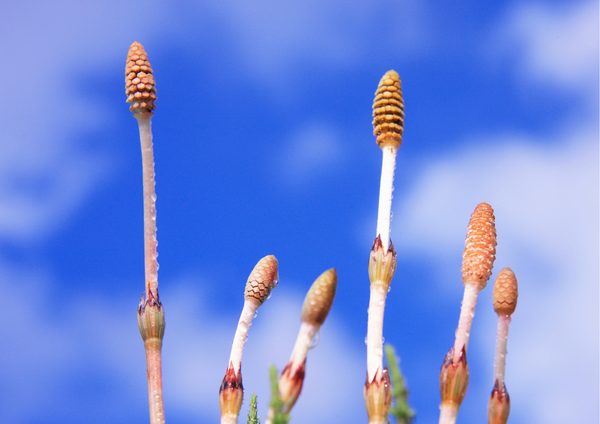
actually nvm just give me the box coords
[125,41,157,113]
[278,360,306,414]
[364,367,392,421]
[373,70,404,148]
[219,362,244,416]
[440,346,469,405]
[488,380,510,424]
[493,267,518,315]
[301,268,337,326]
[368,235,397,287]
[461,202,497,289]
[244,255,279,305]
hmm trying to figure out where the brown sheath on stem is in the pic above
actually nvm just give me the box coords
[488,380,510,424]
[364,367,392,424]
[219,362,244,420]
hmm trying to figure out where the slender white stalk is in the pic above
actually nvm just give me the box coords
[453,282,480,362]
[367,283,388,381]
[439,404,459,424]
[136,111,158,296]
[265,322,318,424]
[229,298,260,372]
[289,321,318,370]
[221,415,237,424]
[375,145,398,251]
[493,314,511,387]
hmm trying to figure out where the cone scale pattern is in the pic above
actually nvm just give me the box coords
[125,42,157,113]
[372,70,405,148]
[461,202,497,288]
[245,255,279,305]
[493,268,518,316]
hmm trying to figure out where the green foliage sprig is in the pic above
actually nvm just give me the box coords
[385,345,416,424]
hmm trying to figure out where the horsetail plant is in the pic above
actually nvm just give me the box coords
[126,41,165,424]
[488,268,518,424]
[266,269,337,423]
[122,43,520,422]
[365,70,404,424]
[220,255,279,424]
[439,202,497,424]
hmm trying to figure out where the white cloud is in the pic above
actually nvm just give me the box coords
[391,124,599,423]
[490,0,599,92]
[163,280,365,422]
[0,0,170,241]
[203,0,430,87]
[0,265,364,422]
[276,121,345,186]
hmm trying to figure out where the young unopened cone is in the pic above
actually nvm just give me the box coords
[439,203,497,424]
[267,269,337,423]
[221,255,279,424]
[488,268,518,424]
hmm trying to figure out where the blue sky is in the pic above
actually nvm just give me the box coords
[0,1,598,423]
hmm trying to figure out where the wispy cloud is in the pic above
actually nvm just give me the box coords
[0,1,172,242]
[276,121,345,186]
[0,269,364,422]
[386,2,599,422]
[203,0,430,87]
[489,0,599,92]
[393,125,598,423]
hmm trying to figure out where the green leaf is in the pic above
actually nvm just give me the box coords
[269,364,290,424]
[247,393,260,424]
[385,344,416,424]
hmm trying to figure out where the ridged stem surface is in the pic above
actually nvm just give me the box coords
[136,112,158,297]
[367,283,388,381]
[289,321,318,371]
[453,282,480,362]
[376,146,397,251]
[493,315,511,387]
[229,298,260,372]
[144,338,165,424]
[439,404,459,424]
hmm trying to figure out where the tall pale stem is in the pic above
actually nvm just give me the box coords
[453,283,480,362]
[367,283,388,381]
[136,112,158,297]
[145,338,165,424]
[493,315,511,386]
[375,145,397,251]
[229,299,260,372]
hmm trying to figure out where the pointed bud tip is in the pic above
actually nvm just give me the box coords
[440,346,469,406]
[488,380,511,424]
[278,360,306,414]
[219,362,244,418]
[364,367,392,421]
[373,70,404,148]
[137,289,165,342]
[369,235,397,287]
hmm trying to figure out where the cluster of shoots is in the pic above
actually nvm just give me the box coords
[125,43,520,424]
